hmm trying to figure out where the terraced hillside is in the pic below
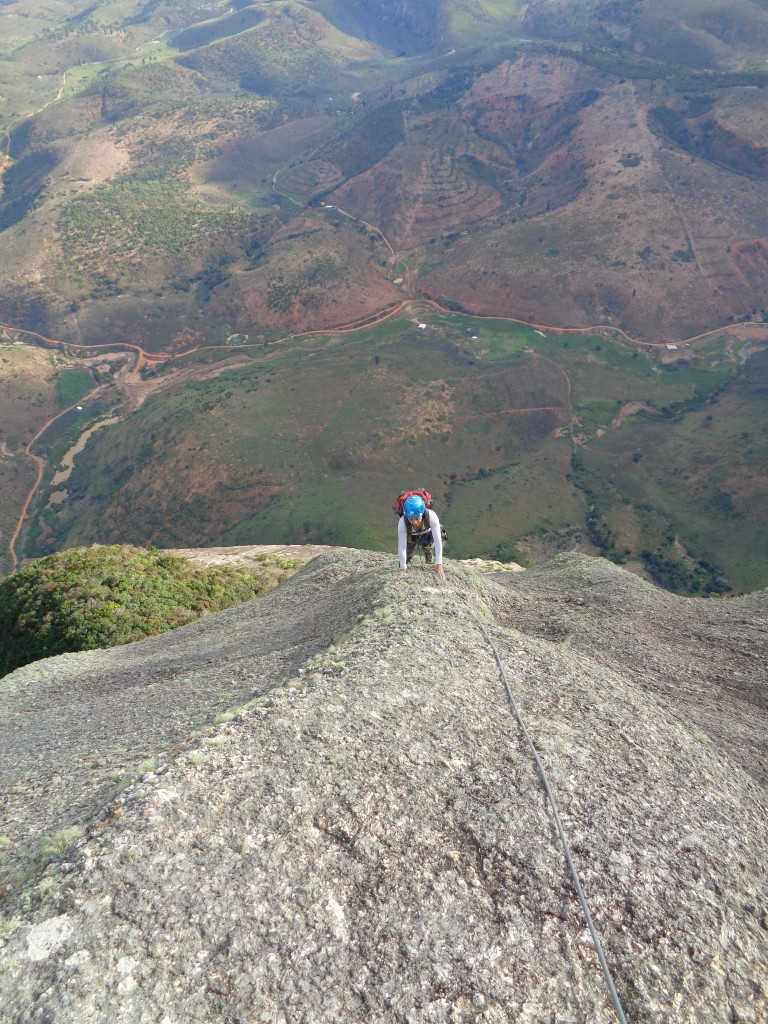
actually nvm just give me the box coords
[2,0,768,347]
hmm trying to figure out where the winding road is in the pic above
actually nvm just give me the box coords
[3,305,767,574]
[2,50,767,571]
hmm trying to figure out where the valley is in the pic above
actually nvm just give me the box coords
[3,300,766,593]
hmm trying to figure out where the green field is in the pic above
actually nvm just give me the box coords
[57,369,93,407]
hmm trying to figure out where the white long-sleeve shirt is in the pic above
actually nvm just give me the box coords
[398,510,443,569]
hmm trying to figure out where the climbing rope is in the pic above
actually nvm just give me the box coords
[413,543,432,570]
[438,577,630,1024]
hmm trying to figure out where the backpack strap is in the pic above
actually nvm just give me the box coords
[405,509,433,538]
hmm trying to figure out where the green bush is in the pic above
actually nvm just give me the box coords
[0,546,266,676]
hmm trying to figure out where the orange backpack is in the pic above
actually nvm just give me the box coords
[393,489,434,516]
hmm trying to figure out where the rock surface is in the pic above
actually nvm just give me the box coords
[1,550,767,1023]
[163,544,525,575]
[162,543,353,569]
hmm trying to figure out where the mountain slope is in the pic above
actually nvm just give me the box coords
[1,550,767,1023]
[3,1,768,349]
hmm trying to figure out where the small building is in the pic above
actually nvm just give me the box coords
[417,323,427,330]
[666,344,678,350]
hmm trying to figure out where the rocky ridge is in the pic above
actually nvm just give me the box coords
[1,550,767,1023]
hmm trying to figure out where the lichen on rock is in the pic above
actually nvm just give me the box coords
[1,549,767,1023]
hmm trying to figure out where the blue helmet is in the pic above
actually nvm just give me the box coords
[403,494,426,518]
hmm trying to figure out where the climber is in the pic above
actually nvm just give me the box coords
[397,494,445,579]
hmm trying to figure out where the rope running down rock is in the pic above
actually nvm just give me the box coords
[437,573,630,1024]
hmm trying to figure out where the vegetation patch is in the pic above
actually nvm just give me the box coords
[57,369,93,408]
[175,9,337,103]
[0,545,270,676]
[58,182,258,294]
[171,7,266,52]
